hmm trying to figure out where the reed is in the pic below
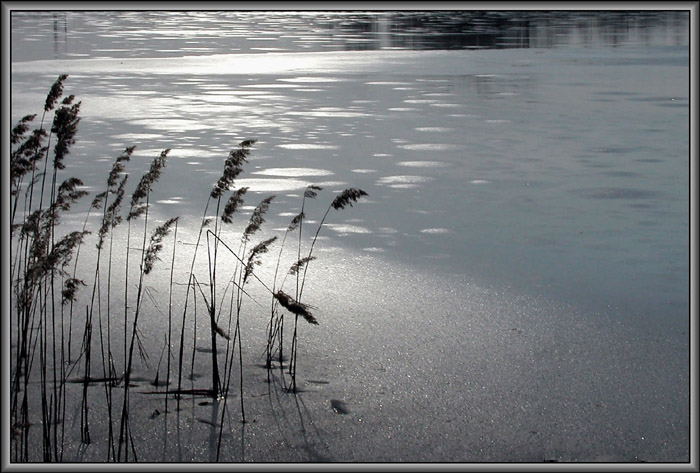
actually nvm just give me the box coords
[75,147,132,451]
[212,194,276,428]
[117,150,172,461]
[10,75,90,462]
[164,217,179,413]
[176,141,255,404]
[203,229,277,459]
[10,76,368,462]
[286,187,367,392]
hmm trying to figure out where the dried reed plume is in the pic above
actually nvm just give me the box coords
[304,184,322,199]
[97,174,128,250]
[53,177,88,213]
[211,140,256,199]
[61,277,86,306]
[51,96,81,170]
[143,217,179,275]
[44,74,68,112]
[11,114,37,144]
[26,230,89,282]
[244,236,277,284]
[106,146,134,188]
[221,187,248,224]
[297,187,368,298]
[289,256,315,275]
[243,195,275,242]
[288,212,304,232]
[10,115,43,195]
[274,290,318,325]
[331,188,368,210]
[128,149,169,220]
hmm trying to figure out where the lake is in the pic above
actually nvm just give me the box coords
[11,10,690,324]
[8,10,691,463]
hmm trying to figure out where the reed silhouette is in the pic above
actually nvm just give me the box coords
[9,76,367,462]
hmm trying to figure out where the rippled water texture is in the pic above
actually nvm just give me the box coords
[8,10,691,463]
[12,10,690,60]
[11,11,689,324]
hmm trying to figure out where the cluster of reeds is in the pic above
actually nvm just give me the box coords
[9,75,367,462]
[11,75,86,461]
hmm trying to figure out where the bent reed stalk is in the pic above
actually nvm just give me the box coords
[10,76,367,462]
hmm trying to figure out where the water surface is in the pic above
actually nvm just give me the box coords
[8,9,691,463]
[11,11,690,324]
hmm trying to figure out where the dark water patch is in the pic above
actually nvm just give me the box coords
[576,187,660,200]
[11,11,689,63]
[582,161,614,169]
[592,146,638,155]
[629,202,655,209]
[598,170,639,178]
[627,97,689,109]
[655,101,689,108]
[627,96,688,103]
[595,91,640,97]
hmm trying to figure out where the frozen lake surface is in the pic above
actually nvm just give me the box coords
[8,10,690,463]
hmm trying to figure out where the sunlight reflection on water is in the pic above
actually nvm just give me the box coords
[9,10,690,325]
[277,143,339,150]
[233,177,312,192]
[6,12,691,463]
[396,143,462,151]
[396,161,451,168]
[252,167,334,177]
